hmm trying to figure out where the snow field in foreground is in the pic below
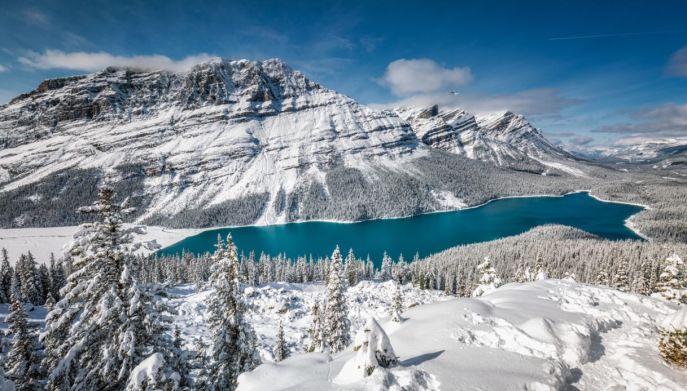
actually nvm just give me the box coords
[2,279,685,390]
[229,280,687,390]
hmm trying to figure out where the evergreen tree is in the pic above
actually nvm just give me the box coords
[652,254,687,303]
[613,259,630,292]
[390,282,403,322]
[345,249,357,287]
[274,320,287,362]
[380,252,392,281]
[172,326,190,389]
[0,249,11,303]
[534,257,547,280]
[307,301,323,352]
[17,254,41,305]
[323,246,351,353]
[207,234,260,391]
[4,296,41,391]
[595,270,610,286]
[38,264,51,304]
[41,184,152,390]
[472,257,502,297]
[658,306,687,368]
[48,254,66,301]
[193,338,209,391]
[10,269,21,303]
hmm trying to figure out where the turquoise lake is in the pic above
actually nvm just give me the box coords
[158,192,643,263]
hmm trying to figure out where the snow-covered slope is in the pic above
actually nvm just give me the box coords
[395,105,575,173]
[0,59,424,225]
[238,280,687,391]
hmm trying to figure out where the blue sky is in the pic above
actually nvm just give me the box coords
[1,0,686,147]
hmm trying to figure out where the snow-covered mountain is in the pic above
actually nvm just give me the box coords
[395,105,574,172]
[0,58,587,228]
[577,137,687,164]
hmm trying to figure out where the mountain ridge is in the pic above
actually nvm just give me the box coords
[0,58,596,228]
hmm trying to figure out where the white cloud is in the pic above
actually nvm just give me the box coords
[0,64,8,72]
[593,102,687,137]
[380,58,473,96]
[18,50,217,73]
[667,47,687,77]
[374,88,581,118]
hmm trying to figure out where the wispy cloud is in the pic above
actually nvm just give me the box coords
[667,47,687,77]
[18,50,216,72]
[0,65,8,73]
[23,8,50,27]
[592,102,687,137]
[380,58,473,96]
[549,30,686,41]
[375,88,582,118]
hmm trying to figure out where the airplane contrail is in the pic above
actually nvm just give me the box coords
[548,30,686,41]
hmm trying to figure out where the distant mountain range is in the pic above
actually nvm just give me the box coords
[572,138,687,166]
[0,58,603,228]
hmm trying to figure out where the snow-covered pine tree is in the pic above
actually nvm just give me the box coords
[472,257,502,297]
[514,263,528,283]
[47,254,66,301]
[345,249,357,287]
[390,282,403,322]
[41,184,153,390]
[10,269,21,303]
[38,264,51,304]
[192,338,209,391]
[658,306,687,368]
[323,246,351,353]
[534,257,547,281]
[456,271,468,297]
[171,326,190,389]
[380,252,392,281]
[652,254,687,303]
[595,270,610,286]
[17,254,41,305]
[307,301,323,352]
[4,296,41,391]
[613,259,630,292]
[348,315,398,377]
[633,261,652,296]
[207,233,261,391]
[274,320,287,362]
[0,249,11,303]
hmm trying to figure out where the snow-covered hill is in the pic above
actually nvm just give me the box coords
[0,58,592,229]
[395,105,575,173]
[236,280,687,391]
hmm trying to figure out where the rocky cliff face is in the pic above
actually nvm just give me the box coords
[395,105,573,173]
[0,59,585,228]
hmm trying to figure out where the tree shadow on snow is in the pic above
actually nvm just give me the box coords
[400,350,445,366]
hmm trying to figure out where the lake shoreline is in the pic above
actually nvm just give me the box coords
[158,192,645,258]
[157,189,648,243]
